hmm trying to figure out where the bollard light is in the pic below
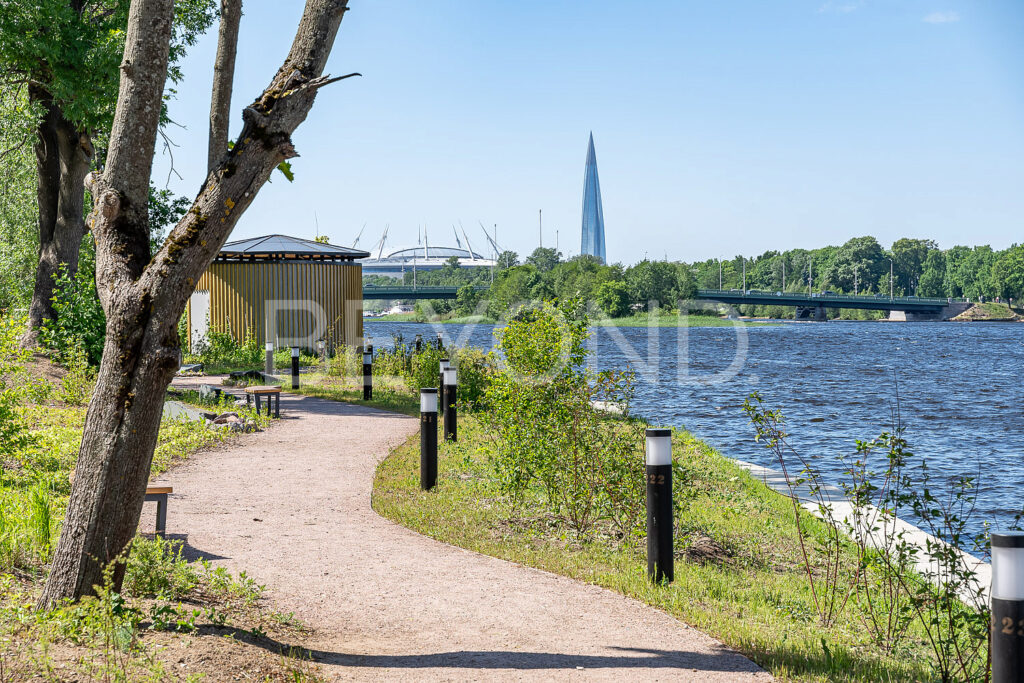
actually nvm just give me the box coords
[420,388,438,490]
[645,428,673,584]
[443,367,458,442]
[363,345,373,400]
[992,531,1024,682]
[437,332,444,350]
[415,334,422,353]
[290,347,300,389]
[439,358,450,407]
[265,342,274,377]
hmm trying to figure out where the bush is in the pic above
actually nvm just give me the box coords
[482,301,647,540]
[40,266,106,366]
[448,346,496,408]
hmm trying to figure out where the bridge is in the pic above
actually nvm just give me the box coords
[363,285,966,320]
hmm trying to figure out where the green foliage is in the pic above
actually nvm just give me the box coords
[188,325,263,370]
[40,265,106,366]
[0,1,215,132]
[993,244,1024,301]
[57,346,94,406]
[482,301,647,540]
[595,280,630,318]
[0,88,38,312]
[0,315,36,462]
[745,392,995,682]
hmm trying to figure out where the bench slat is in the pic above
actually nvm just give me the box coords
[146,486,173,495]
[245,385,281,394]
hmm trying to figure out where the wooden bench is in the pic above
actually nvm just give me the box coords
[145,486,172,538]
[70,472,172,538]
[244,385,281,417]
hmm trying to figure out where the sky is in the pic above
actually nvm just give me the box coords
[150,0,1024,266]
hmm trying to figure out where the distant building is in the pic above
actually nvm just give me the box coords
[358,245,495,279]
[580,132,606,263]
[186,234,369,352]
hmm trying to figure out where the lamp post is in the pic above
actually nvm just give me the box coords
[415,334,422,352]
[645,428,673,583]
[439,358,450,407]
[362,345,373,400]
[265,342,274,377]
[419,388,438,490]
[992,532,1024,682]
[290,347,300,389]
[443,367,457,442]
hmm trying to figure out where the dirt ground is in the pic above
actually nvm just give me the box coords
[153,376,771,681]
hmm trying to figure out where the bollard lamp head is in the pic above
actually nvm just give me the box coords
[992,532,1024,601]
[645,428,672,466]
[443,367,457,386]
[291,347,300,357]
[420,388,438,413]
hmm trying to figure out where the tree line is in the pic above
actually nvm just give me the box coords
[386,235,1024,319]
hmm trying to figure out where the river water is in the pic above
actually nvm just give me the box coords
[365,319,1024,537]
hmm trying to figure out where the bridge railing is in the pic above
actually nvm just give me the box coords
[695,289,957,306]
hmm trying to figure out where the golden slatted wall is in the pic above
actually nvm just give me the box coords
[192,262,363,351]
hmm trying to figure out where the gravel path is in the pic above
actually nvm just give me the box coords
[156,378,770,681]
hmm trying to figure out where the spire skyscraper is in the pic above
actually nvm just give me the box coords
[580,132,606,263]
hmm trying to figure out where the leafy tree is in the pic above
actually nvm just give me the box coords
[526,247,560,273]
[993,244,1024,302]
[496,250,519,270]
[0,0,215,344]
[40,0,352,606]
[917,250,947,298]
[595,280,630,318]
[890,238,937,295]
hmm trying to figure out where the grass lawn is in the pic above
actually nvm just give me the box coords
[289,373,419,416]
[372,413,939,682]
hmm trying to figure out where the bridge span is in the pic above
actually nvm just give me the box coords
[363,286,969,320]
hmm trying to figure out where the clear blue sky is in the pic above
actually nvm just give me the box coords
[150,0,1024,265]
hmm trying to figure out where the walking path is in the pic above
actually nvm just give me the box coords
[157,377,770,680]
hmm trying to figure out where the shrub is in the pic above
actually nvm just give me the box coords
[448,346,496,408]
[482,300,647,540]
[40,266,106,366]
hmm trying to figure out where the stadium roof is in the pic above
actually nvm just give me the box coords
[215,235,370,262]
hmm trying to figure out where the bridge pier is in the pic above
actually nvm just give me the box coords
[795,305,827,321]
[888,302,971,322]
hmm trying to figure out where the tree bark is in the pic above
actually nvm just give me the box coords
[209,0,243,174]
[39,0,351,608]
[21,87,93,347]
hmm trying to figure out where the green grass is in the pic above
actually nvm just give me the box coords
[954,302,1020,321]
[371,414,938,682]
[290,373,420,416]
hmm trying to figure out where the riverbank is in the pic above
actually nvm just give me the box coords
[366,312,773,327]
[951,302,1021,321]
[370,412,937,682]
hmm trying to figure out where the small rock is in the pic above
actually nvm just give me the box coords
[212,412,242,424]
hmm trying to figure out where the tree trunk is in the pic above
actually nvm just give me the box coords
[21,87,93,347]
[209,0,243,173]
[39,0,351,608]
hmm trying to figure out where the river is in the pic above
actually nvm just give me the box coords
[365,319,1024,538]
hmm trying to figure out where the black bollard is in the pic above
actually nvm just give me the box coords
[443,367,457,442]
[436,332,443,350]
[415,334,422,353]
[265,342,274,378]
[363,345,373,400]
[992,532,1024,682]
[290,346,300,389]
[420,388,438,490]
[645,428,673,583]
[439,358,450,407]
